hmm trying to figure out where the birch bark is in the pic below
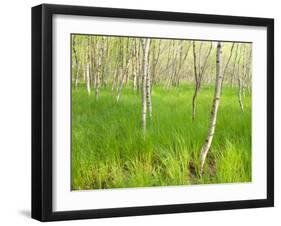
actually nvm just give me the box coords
[86,37,91,94]
[72,36,80,90]
[200,42,223,174]
[141,39,151,131]
[237,45,244,111]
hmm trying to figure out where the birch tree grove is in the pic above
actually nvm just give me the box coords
[72,35,253,180]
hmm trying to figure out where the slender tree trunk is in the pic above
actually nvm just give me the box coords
[86,37,91,94]
[111,69,117,91]
[111,53,119,91]
[124,38,130,87]
[132,68,137,92]
[102,37,109,89]
[132,39,137,92]
[116,70,125,102]
[146,40,152,121]
[164,40,174,89]
[237,45,244,111]
[242,45,250,97]
[95,69,99,98]
[198,43,212,90]
[82,46,86,82]
[192,85,199,121]
[137,40,142,93]
[200,42,223,174]
[172,42,181,87]
[174,42,191,86]
[116,39,124,101]
[95,40,104,100]
[245,47,252,95]
[117,57,131,101]
[192,41,212,121]
[192,41,199,121]
[238,78,244,111]
[151,41,156,86]
[231,44,239,88]
[116,39,132,101]
[141,39,151,131]
[147,62,152,121]
[72,36,80,90]
[221,43,235,94]
[153,40,163,86]
[86,63,91,93]
[111,40,120,92]
[82,45,86,82]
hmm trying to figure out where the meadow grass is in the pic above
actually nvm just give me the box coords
[71,83,251,190]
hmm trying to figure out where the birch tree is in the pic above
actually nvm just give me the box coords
[200,42,223,174]
[116,39,125,102]
[151,40,162,86]
[164,40,175,89]
[146,42,152,121]
[237,44,244,112]
[132,39,138,93]
[192,41,212,120]
[72,36,80,90]
[91,37,96,88]
[221,43,235,94]
[137,40,142,93]
[116,39,132,102]
[85,37,91,94]
[95,38,104,100]
[172,41,191,86]
[245,46,252,94]
[111,38,121,92]
[231,44,239,88]
[141,38,151,131]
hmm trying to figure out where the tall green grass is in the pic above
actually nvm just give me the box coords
[71,83,251,190]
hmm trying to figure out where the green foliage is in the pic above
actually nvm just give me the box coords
[71,83,251,190]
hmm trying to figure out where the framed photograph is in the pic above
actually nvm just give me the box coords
[32,4,274,221]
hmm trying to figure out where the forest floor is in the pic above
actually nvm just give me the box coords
[71,83,252,190]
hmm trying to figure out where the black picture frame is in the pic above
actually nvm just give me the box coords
[32,3,274,222]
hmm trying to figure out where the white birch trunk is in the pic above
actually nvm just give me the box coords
[132,39,137,93]
[82,51,86,82]
[141,39,151,131]
[116,58,131,102]
[72,36,79,90]
[147,66,152,121]
[200,42,223,174]
[95,69,99,99]
[132,70,137,92]
[86,62,91,94]
[231,44,239,88]
[116,70,125,102]
[85,38,91,94]
[238,78,244,111]
[237,45,244,111]
[137,41,142,93]
[95,41,103,100]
